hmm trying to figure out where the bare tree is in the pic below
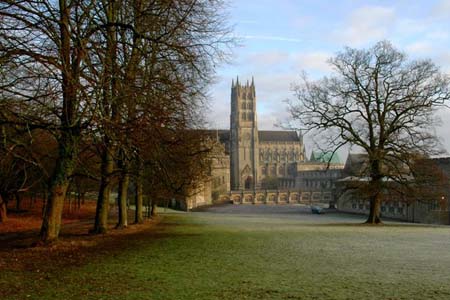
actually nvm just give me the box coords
[1,0,230,240]
[88,0,231,229]
[141,129,213,214]
[0,125,32,221]
[0,1,99,242]
[289,41,450,224]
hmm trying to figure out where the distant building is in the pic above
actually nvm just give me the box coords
[337,154,450,225]
[183,133,230,210]
[184,77,345,209]
[293,152,344,206]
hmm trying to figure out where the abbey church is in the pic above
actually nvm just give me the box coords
[185,77,327,209]
[229,77,306,189]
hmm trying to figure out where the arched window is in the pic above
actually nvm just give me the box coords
[241,112,246,121]
[241,102,246,110]
[247,101,252,109]
[247,112,252,121]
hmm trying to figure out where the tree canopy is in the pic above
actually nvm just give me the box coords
[0,0,232,242]
[289,41,450,223]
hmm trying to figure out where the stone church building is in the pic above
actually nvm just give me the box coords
[184,77,310,209]
[229,77,306,190]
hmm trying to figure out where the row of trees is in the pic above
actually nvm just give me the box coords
[289,41,450,223]
[0,0,231,242]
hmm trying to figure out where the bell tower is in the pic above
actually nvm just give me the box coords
[230,76,259,190]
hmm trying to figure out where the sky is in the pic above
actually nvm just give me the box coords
[206,0,450,156]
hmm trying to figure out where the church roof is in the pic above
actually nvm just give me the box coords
[258,130,300,142]
[310,151,341,164]
[199,129,302,148]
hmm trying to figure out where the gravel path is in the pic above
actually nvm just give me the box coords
[192,203,371,224]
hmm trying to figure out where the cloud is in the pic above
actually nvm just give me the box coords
[248,51,289,66]
[334,5,395,46]
[436,52,450,72]
[238,35,302,43]
[244,50,332,76]
[206,88,230,129]
[436,108,450,155]
[290,15,314,29]
[405,41,433,54]
[251,73,295,101]
[258,112,284,130]
[425,30,449,41]
[431,0,450,19]
[293,52,332,73]
[396,18,427,36]
[238,20,259,24]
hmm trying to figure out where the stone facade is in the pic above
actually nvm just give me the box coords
[294,160,344,206]
[229,77,306,190]
[258,133,305,182]
[209,138,231,201]
[183,135,230,210]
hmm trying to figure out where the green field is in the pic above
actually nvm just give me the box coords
[3,207,450,299]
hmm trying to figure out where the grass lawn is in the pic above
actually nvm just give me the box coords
[2,207,450,299]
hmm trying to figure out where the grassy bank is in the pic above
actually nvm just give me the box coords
[2,210,450,299]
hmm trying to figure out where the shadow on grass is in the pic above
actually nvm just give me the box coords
[0,215,203,274]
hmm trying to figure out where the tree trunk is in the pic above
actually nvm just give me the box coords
[77,191,82,210]
[366,193,382,224]
[366,159,383,224]
[67,188,72,213]
[134,158,144,224]
[0,194,8,223]
[92,146,115,234]
[15,192,21,211]
[40,183,69,242]
[40,135,77,243]
[116,162,129,229]
[146,200,150,218]
[41,189,47,218]
[30,192,36,208]
[39,0,81,244]
[151,201,157,218]
[92,0,120,233]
